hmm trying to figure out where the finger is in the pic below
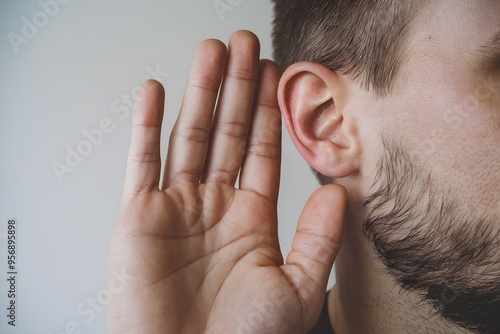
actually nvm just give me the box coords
[122,80,165,205]
[202,30,260,185]
[282,185,347,322]
[162,40,227,189]
[239,60,282,203]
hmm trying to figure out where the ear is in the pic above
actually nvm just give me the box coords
[278,62,361,178]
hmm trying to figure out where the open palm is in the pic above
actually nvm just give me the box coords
[106,31,346,334]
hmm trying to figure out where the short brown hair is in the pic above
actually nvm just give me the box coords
[272,0,425,184]
[272,0,423,96]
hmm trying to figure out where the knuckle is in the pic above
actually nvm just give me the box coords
[207,168,237,183]
[171,127,210,144]
[215,121,248,140]
[247,141,280,161]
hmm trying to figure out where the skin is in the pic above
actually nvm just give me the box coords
[278,0,499,333]
[106,31,347,334]
[107,0,499,333]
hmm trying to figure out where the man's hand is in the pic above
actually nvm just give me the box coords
[106,30,347,334]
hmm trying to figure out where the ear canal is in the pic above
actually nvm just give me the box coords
[310,99,349,149]
[313,99,336,140]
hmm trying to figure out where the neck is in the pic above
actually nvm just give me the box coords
[328,202,471,334]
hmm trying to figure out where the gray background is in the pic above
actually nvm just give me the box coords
[0,1,329,333]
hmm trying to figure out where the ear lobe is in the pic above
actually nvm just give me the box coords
[278,62,361,178]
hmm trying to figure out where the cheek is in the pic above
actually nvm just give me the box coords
[389,79,500,211]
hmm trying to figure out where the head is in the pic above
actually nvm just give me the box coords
[273,0,500,333]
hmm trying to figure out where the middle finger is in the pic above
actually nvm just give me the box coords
[202,30,260,185]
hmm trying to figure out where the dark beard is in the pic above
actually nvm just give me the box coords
[362,134,500,334]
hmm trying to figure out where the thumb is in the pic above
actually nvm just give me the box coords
[282,184,347,324]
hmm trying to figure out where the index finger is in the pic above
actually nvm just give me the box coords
[122,80,165,205]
